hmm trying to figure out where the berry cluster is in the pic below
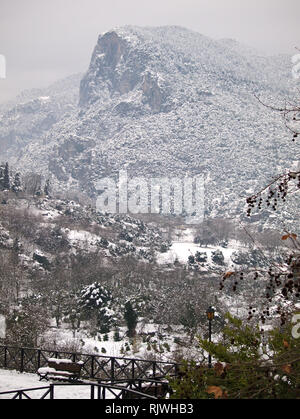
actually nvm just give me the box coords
[219,272,245,292]
[246,172,300,217]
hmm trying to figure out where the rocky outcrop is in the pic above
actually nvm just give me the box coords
[79,30,164,111]
[142,72,163,113]
[79,31,140,106]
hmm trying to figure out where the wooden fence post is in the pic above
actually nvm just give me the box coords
[131,359,135,380]
[90,384,95,400]
[91,355,95,379]
[37,349,41,370]
[49,384,54,399]
[152,361,156,379]
[4,346,7,369]
[20,348,24,373]
[111,357,115,383]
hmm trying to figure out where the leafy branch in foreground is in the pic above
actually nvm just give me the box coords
[170,314,300,399]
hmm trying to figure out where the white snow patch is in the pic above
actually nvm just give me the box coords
[0,369,92,399]
[157,241,236,265]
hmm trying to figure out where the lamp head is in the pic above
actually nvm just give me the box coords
[206,306,215,320]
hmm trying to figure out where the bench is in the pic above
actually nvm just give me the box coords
[37,358,83,382]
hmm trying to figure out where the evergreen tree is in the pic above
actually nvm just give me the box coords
[3,163,10,190]
[124,301,138,338]
[0,165,4,190]
[113,330,122,341]
[78,282,116,334]
[11,172,22,194]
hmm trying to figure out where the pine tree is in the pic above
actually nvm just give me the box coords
[11,172,22,194]
[0,165,4,191]
[78,283,116,334]
[3,162,10,190]
[124,301,138,338]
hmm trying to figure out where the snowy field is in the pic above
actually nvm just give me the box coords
[0,369,94,399]
[156,227,243,267]
[43,322,178,361]
[157,241,236,265]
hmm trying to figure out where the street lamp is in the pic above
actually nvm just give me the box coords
[206,306,215,368]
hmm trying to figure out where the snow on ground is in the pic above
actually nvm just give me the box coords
[156,227,243,266]
[43,325,177,361]
[39,96,50,102]
[0,369,92,399]
[42,320,208,365]
[157,241,236,266]
[23,202,61,220]
[67,229,99,243]
[65,229,101,251]
[44,327,126,358]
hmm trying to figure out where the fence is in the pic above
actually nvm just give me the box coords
[0,346,178,381]
[0,382,159,400]
[0,385,53,400]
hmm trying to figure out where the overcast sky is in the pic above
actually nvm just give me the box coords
[0,0,299,103]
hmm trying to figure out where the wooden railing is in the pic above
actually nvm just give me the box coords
[0,345,179,381]
[0,385,54,399]
[0,382,159,400]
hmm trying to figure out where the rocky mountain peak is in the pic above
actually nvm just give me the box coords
[80,30,138,106]
[0,26,297,227]
[79,26,168,112]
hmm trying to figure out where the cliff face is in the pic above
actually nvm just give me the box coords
[79,32,130,105]
[0,26,297,223]
[79,30,164,113]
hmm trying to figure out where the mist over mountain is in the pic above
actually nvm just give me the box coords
[0,25,297,223]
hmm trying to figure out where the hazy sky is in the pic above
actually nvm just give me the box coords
[0,0,299,103]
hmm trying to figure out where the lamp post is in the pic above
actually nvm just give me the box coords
[206,306,215,368]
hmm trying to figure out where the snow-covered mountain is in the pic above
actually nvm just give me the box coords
[0,73,82,162]
[0,26,297,221]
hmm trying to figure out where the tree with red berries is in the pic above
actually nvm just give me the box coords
[220,96,300,326]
